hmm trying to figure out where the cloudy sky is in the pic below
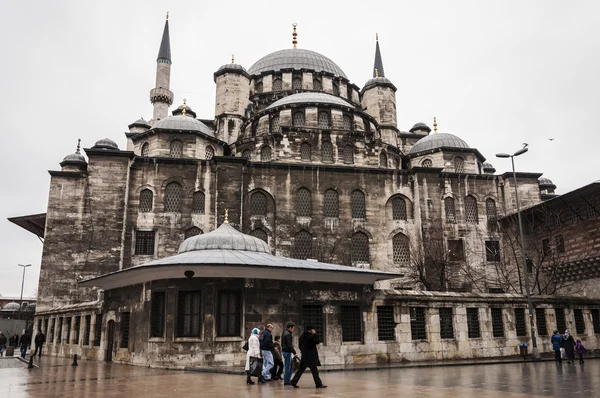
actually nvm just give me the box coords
[1,0,598,297]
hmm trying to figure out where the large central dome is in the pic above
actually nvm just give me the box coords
[248,49,347,79]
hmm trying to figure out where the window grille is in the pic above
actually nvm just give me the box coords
[49,318,55,344]
[323,189,339,218]
[363,118,371,132]
[139,189,153,212]
[251,192,267,216]
[321,141,333,162]
[318,111,330,128]
[313,78,322,91]
[300,143,311,161]
[343,115,353,131]
[217,290,241,337]
[466,308,481,338]
[439,308,454,339]
[392,197,407,220]
[448,239,464,261]
[177,291,202,337]
[485,241,501,262]
[192,191,205,214]
[296,188,312,217]
[135,230,155,255]
[555,308,566,332]
[170,139,183,158]
[260,146,272,161]
[333,82,340,96]
[379,152,387,168]
[392,233,410,265]
[151,292,165,338]
[302,305,324,340]
[445,197,456,223]
[292,76,302,90]
[341,306,362,342]
[591,309,600,333]
[421,159,432,167]
[294,230,313,260]
[164,182,182,212]
[556,235,565,253]
[141,143,149,157]
[74,316,81,345]
[515,308,527,336]
[250,228,268,243]
[242,149,252,160]
[93,314,102,346]
[574,309,585,334]
[351,232,370,264]
[465,196,478,223]
[344,144,354,164]
[120,312,131,349]
[410,307,427,340]
[351,190,366,219]
[491,308,504,338]
[377,306,395,341]
[454,157,464,173]
[587,201,599,219]
[57,317,63,344]
[486,198,497,226]
[84,315,91,346]
[273,78,282,92]
[185,227,202,239]
[536,308,548,336]
[65,317,71,344]
[205,146,214,160]
[293,111,305,127]
[255,82,263,93]
[270,115,280,133]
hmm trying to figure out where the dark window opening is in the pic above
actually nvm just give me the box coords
[251,192,267,216]
[217,290,241,337]
[574,309,585,335]
[164,182,183,212]
[466,308,480,338]
[351,190,366,219]
[135,230,155,255]
[151,292,166,338]
[57,317,63,344]
[323,189,339,218]
[139,189,154,212]
[177,291,202,338]
[294,230,313,260]
[448,239,465,262]
[410,307,427,340]
[120,312,130,349]
[445,197,456,223]
[351,232,370,264]
[515,308,527,337]
[74,316,81,345]
[491,308,505,338]
[65,317,71,344]
[341,306,362,342]
[192,191,205,214]
[555,308,566,332]
[84,315,92,346]
[591,309,600,334]
[392,197,407,220]
[250,229,268,243]
[377,306,395,341]
[556,235,565,253]
[93,314,103,346]
[439,308,454,339]
[485,240,501,262]
[536,308,548,336]
[302,305,324,342]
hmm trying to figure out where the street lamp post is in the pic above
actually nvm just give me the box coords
[17,264,32,321]
[496,148,540,360]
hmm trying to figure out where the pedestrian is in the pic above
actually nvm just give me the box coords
[245,328,264,385]
[290,325,327,389]
[562,330,576,364]
[10,334,19,348]
[282,322,299,386]
[260,324,275,381]
[19,330,31,359]
[575,339,587,364]
[33,329,46,358]
[270,335,284,380]
[0,332,6,357]
[551,330,562,363]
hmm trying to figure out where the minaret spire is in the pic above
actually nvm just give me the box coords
[150,13,174,121]
[157,14,171,62]
[373,33,385,78]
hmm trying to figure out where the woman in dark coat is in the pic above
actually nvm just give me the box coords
[562,330,576,364]
[290,326,326,388]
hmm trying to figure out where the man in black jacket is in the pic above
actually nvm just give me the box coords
[33,330,46,358]
[19,330,31,359]
[290,325,326,389]
[0,332,7,357]
[259,324,275,381]
[281,323,299,385]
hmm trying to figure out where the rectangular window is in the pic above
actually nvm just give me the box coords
[151,292,166,338]
[377,306,395,341]
[37,318,42,332]
[536,308,548,336]
[574,309,585,335]
[120,312,131,349]
[94,314,103,346]
[135,230,155,255]
[341,306,362,342]
[555,308,566,333]
[592,309,600,334]
[217,290,241,337]
[84,315,92,346]
[49,318,55,343]
[302,305,324,341]
[448,239,464,262]
[439,308,454,339]
[57,318,63,344]
[542,238,552,256]
[177,291,202,338]
[515,308,527,337]
[485,241,501,262]
[65,317,72,344]
[74,316,81,345]
[491,308,505,338]
[555,235,565,254]
[466,308,481,338]
[410,307,427,340]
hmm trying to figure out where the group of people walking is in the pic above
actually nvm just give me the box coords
[551,329,586,364]
[0,330,45,359]
[245,323,326,389]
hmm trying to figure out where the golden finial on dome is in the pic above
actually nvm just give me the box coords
[433,117,438,134]
[182,98,187,116]
[166,11,169,20]
[375,68,379,78]
[292,23,298,49]
[76,138,81,154]
[224,208,229,224]
[232,54,235,64]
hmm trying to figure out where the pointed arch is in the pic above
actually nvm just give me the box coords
[343,144,354,164]
[351,189,366,219]
[294,230,313,260]
[445,197,456,223]
[192,191,205,214]
[379,151,388,168]
[272,78,282,92]
[293,111,305,127]
[318,111,330,128]
[251,191,268,216]
[141,142,149,157]
[300,143,311,161]
[184,227,203,239]
[270,115,280,133]
[465,195,479,223]
[454,156,464,173]
[392,233,410,265]
[343,115,353,131]
[321,141,333,163]
[250,228,268,243]
[205,145,214,160]
[296,187,312,217]
[391,196,407,220]
[323,189,339,218]
[170,139,183,158]
[139,189,153,212]
[292,76,302,90]
[260,146,272,162]
[164,182,183,212]
[351,232,370,265]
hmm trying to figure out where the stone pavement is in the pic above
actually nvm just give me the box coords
[0,355,598,397]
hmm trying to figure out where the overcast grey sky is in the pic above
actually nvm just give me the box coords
[1,0,599,297]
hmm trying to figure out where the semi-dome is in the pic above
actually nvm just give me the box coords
[152,115,214,137]
[248,49,347,79]
[92,138,119,150]
[409,122,431,134]
[266,92,354,110]
[2,302,20,311]
[410,133,469,155]
[179,222,270,254]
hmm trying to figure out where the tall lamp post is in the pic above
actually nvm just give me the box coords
[17,264,32,321]
[496,148,540,360]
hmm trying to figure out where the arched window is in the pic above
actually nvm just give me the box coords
[379,152,388,168]
[184,227,203,239]
[251,120,258,137]
[270,115,280,133]
[392,197,407,220]
[260,146,272,161]
[323,189,339,218]
[343,145,354,165]
[139,189,153,212]
[293,111,305,127]
[347,86,353,101]
[251,192,267,216]
[486,198,497,229]
[394,157,401,169]
[318,112,330,128]
[294,230,313,260]
[242,149,252,160]
[170,140,183,158]
[343,115,353,131]
[164,182,182,212]
[292,76,302,90]
[255,81,263,93]
[465,196,479,223]
[205,145,214,160]
[445,197,456,223]
[228,120,235,134]
[333,81,340,96]
[191,191,205,214]
[321,141,333,163]
[273,78,282,92]
[421,159,432,168]
[296,188,312,217]
[141,143,149,157]
[363,118,371,132]
[351,232,370,264]
[250,228,268,243]
[351,190,366,219]
[300,143,311,161]
[454,157,464,173]
[313,77,322,91]
[392,233,410,265]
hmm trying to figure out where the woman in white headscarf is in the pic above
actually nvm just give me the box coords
[245,328,263,384]
[562,330,576,364]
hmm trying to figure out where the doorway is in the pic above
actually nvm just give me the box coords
[105,320,115,362]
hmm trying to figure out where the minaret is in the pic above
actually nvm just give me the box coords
[373,32,385,78]
[150,13,174,121]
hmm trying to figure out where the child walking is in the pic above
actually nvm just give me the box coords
[575,340,587,364]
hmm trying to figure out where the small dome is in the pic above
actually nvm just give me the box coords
[152,115,213,137]
[218,63,247,73]
[179,222,270,254]
[92,138,119,150]
[409,122,431,134]
[266,92,353,110]
[362,76,396,92]
[410,133,469,155]
[483,162,496,172]
[128,118,151,129]
[2,302,20,311]
[538,177,556,188]
[172,104,197,118]
[62,152,86,164]
[248,49,347,78]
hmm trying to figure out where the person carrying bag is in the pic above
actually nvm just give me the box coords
[245,328,265,384]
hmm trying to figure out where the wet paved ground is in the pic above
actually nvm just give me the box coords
[0,356,598,397]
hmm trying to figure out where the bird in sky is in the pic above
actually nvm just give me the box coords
[548,138,555,141]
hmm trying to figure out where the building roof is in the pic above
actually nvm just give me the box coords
[179,222,270,254]
[151,115,214,137]
[61,152,86,164]
[7,213,46,238]
[248,49,347,78]
[373,38,385,78]
[1,302,20,311]
[362,76,396,92]
[409,122,431,133]
[157,19,171,62]
[409,133,470,155]
[92,138,119,150]
[266,92,354,110]
[128,118,151,129]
